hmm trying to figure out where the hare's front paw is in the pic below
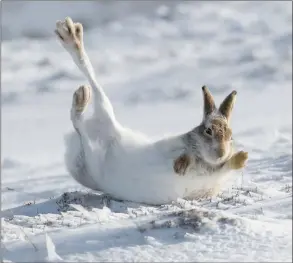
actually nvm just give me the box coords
[173,154,191,176]
[55,17,84,54]
[228,151,248,170]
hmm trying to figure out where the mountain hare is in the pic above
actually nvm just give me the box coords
[55,17,248,205]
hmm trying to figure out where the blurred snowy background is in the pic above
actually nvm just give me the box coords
[2,1,292,262]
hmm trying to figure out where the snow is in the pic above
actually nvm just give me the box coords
[1,1,292,262]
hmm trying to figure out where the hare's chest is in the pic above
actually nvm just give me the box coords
[189,161,216,177]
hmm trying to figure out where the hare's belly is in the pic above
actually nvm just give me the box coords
[97,162,222,205]
[101,175,184,205]
[98,169,222,205]
[182,168,233,200]
[92,141,227,204]
[99,156,186,205]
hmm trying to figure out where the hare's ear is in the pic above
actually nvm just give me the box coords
[219,90,237,121]
[202,86,216,117]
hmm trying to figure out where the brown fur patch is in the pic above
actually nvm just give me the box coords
[75,23,83,40]
[202,86,216,116]
[228,151,248,169]
[218,91,237,121]
[217,142,226,157]
[211,119,232,142]
[174,154,191,176]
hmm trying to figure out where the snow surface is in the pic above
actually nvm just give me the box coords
[2,1,292,262]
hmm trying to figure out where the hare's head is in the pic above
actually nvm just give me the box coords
[191,86,237,165]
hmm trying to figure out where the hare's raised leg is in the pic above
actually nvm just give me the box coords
[65,85,99,190]
[209,151,248,173]
[225,151,248,170]
[173,154,192,176]
[71,85,91,132]
[55,17,119,138]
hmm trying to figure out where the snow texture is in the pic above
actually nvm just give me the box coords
[2,1,292,262]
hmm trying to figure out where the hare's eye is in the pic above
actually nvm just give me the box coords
[205,128,213,136]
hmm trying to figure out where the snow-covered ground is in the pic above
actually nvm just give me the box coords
[2,1,292,262]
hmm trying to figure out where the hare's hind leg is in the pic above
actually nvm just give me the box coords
[55,17,119,141]
[65,85,99,190]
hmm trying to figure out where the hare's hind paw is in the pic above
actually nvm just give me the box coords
[228,151,248,170]
[72,85,91,113]
[173,154,191,176]
[55,17,84,53]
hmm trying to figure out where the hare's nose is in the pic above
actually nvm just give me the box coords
[217,143,226,158]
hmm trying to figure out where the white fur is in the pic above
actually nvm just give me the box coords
[64,126,231,205]
[56,18,232,205]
